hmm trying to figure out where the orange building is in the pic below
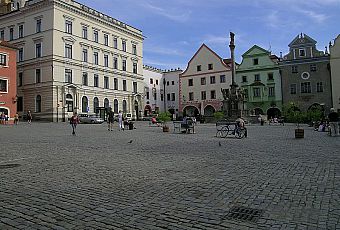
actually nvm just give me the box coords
[0,40,17,122]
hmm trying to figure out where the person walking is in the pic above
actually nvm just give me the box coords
[14,113,19,125]
[0,112,5,125]
[107,108,114,131]
[118,110,124,131]
[328,108,339,136]
[27,110,32,124]
[70,112,80,135]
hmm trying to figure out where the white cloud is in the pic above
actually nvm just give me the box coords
[144,45,185,56]
[142,2,191,22]
[296,9,328,23]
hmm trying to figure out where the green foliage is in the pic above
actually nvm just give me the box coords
[282,102,306,125]
[213,111,225,120]
[306,108,323,122]
[157,112,171,123]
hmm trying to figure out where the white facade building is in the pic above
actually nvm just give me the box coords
[0,0,144,121]
[330,35,340,113]
[163,69,181,117]
[142,65,163,115]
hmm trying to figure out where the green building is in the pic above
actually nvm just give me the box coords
[236,45,282,119]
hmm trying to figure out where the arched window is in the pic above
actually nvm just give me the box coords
[114,99,118,113]
[36,95,41,112]
[82,96,88,113]
[123,100,127,113]
[66,94,73,112]
[93,97,99,113]
[104,98,109,109]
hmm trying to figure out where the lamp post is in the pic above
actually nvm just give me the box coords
[163,78,166,113]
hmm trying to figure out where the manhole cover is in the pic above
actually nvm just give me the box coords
[226,206,263,223]
[0,164,21,169]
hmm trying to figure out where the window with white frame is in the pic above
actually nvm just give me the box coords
[93,30,98,43]
[18,48,23,62]
[36,19,42,33]
[132,44,137,55]
[65,69,72,83]
[104,34,109,46]
[201,77,206,85]
[82,72,88,86]
[122,59,126,71]
[299,48,306,57]
[82,26,88,39]
[268,87,275,97]
[133,82,137,93]
[104,76,109,89]
[253,88,260,97]
[133,63,137,74]
[201,91,206,100]
[0,53,7,66]
[65,20,72,34]
[301,82,311,93]
[210,76,215,84]
[171,93,175,101]
[122,40,126,52]
[189,92,194,101]
[123,80,127,91]
[210,90,216,99]
[35,69,41,83]
[66,94,73,112]
[18,72,23,86]
[94,74,99,87]
[254,74,260,81]
[35,43,42,58]
[113,57,118,69]
[113,37,118,49]
[220,75,226,83]
[0,78,8,93]
[65,44,72,59]
[0,30,4,40]
[9,27,14,41]
[93,51,99,65]
[316,82,323,92]
[18,25,24,38]
[104,54,109,67]
[114,78,118,90]
[82,48,88,62]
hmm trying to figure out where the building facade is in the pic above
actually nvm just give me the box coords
[180,44,232,117]
[0,0,144,121]
[330,34,340,113]
[143,65,163,116]
[163,69,181,117]
[0,40,17,120]
[279,33,332,113]
[236,45,282,118]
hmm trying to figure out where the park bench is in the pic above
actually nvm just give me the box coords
[216,120,247,138]
[173,120,195,134]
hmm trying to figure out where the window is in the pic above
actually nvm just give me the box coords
[316,82,323,92]
[210,90,216,99]
[310,64,317,72]
[82,26,88,39]
[35,43,42,58]
[210,76,215,84]
[0,30,4,40]
[122,40,126,51]
[171,93,175,101]
[156,80,158,85]
[36,95,41,112]
[18,72,23,86]
[201,77,206,85]
[113,37,118,49]
[0,53,7,66]
[189,92,194,101]
[122,60,126,71]
[94,74,99,87]
[301,82,311,93]
[36,69,41,83]
[201,91,206,100]
[220,75,226,83]
[123,80,127,91]
[9,28,14,41]
[114,78,118,90]
[0,79,8,93]
[268,87,275,97]
[114,99,118,113]
[36,19,42,33]
[167,93,170,101]
[93,97,99,113]
[267,73,274,80]
[123,100,127,113]
[132,44,137,55]
[146,91,150,100]
[82,72,88,86]
[208,63,213,70]
[290,84,297,94]
[253,88,260,97]
[254,74,260,81]
[113,57,118,69]
[65,44,72,58]
[65,20,72,34]
[66,94,73,112]
[18,48,23,62]
[82,49,88,62]
[244,89,248,99]
[292,65,298,73]
[133,63,137,74]
[133,82,137,93]
[93,30,98,43]
[150,78,153,84]
[17,97,23,112]
[299,49,306,57]
[93,52,98,65]
[167,81,169,86]
[188,79,193,86]
[172,81,174,85]
[18,25,24,38]
[161,94,163,101]
[104,34,109,46]
[242,76,247,83]
[65,69,72,83]
[82,96,88,113]
[104,76,109,89]
[197,65,201,71]
[104,54,109,67]
[253,58,259,65]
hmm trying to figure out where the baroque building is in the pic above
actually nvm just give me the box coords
[0,0,144,121]
[279,33,332,113]
[236,45,282,118]
[330,34,340,113]
[180,44,232,118]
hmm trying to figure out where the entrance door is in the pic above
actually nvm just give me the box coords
[134,101,139,120]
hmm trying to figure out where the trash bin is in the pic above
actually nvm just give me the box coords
[128,122,134,130]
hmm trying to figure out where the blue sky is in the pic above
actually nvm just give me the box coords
[80,0,340,70]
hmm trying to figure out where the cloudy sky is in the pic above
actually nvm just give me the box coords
[80,0,340,70]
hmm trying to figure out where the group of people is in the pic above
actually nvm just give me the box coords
[0,112,21,125]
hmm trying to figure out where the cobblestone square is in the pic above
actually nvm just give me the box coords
[0,122,339,229]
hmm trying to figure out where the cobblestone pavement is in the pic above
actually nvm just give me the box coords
[0,122,340,230]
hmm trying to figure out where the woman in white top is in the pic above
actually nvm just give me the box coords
[118,111,124,131]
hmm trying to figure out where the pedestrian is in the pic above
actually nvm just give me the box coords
[118,110,124,131]
[4,114,9,125]
[328,108,339,136]
[14,113,19,125]
[70,112,80,135]
[107,108,114,131]
[27,110,32,124]
[0,112,5,125]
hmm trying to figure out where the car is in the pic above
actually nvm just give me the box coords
[78,113,104,124]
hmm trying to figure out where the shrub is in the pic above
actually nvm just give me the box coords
[213,111,225,120]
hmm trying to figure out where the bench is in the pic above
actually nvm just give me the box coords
[173,120,195,134]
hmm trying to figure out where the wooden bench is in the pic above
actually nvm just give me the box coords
[173,120,195,134]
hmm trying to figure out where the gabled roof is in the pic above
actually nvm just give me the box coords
[242,45,270,57]
[288,33,317,48]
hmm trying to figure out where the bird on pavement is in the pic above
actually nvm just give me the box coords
[219,141,221,147]
[128,140,133,143]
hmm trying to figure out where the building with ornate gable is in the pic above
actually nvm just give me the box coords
[0,0,144,121]
[330,34,340,113]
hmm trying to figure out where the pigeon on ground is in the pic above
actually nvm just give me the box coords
[219,141,221,147]
[128,140,133,143]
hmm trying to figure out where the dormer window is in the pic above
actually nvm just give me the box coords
[299,49,306,57]
[253,58,259,65]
